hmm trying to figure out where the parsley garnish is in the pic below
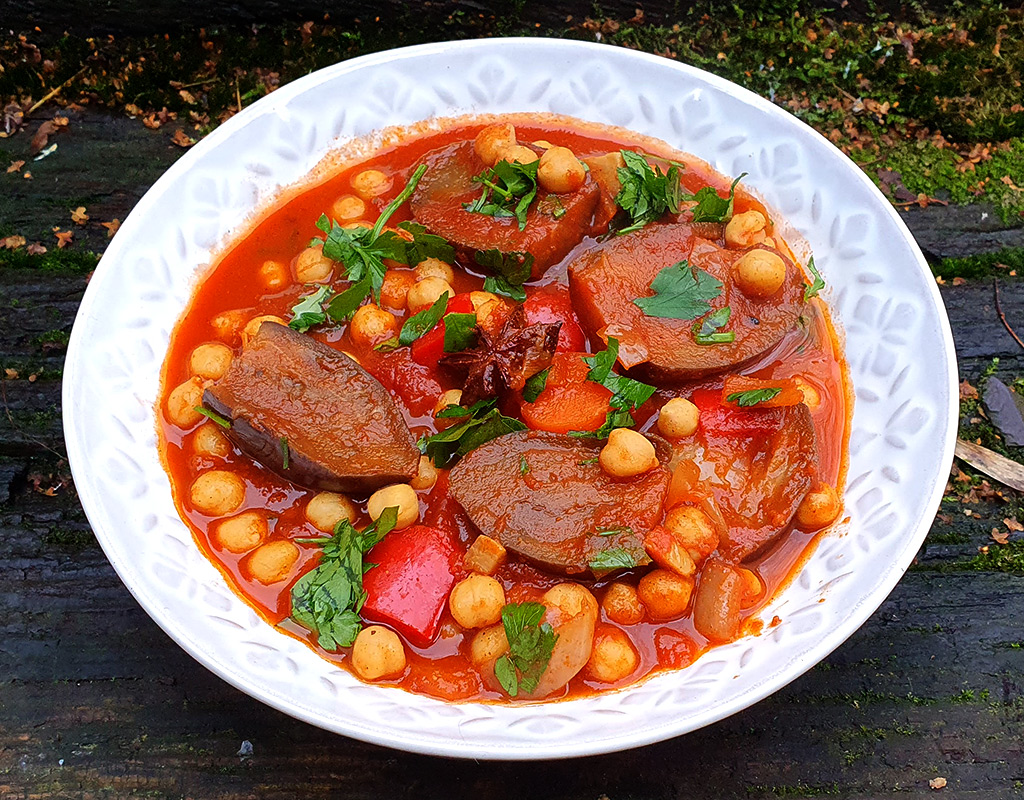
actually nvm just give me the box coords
[726,387,783,407]
[290,507,399,651]
[464,160,540,231]
[288,285,333,333]
[399,292,449,347]
[570,337,656,439]
[521,367,550,403]
[494,602,558,698]
[589,547,639,572]
[442,312,478,353]
[194,406,231,429]
[280,437,289,470]
[692,305,736,345]
[615,150,685,234]
[475,249,533,303]
[419,398,527,468]
[519,456,530,476]
[595,526,635,537]
[803,256,825,301]
[633,260,724,320]
[689,173,746,224]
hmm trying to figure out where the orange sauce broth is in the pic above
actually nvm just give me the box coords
[159,118,849,702]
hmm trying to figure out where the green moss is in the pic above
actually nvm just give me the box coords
[747,783,840,798]
[33,330,71,350]
[965,540,1024,574]
[43,527,96,553]
[932,248,1024,280]
[0,247,99,275]
[926,529,972,545]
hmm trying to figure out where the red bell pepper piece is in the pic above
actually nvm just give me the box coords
[691,388,785,439]
[361,524,460,648]
[524,286,587,353]
[410,293,476,366]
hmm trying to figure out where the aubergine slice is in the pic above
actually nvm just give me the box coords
[203,321,419,494]
[410,141,600,280]
[448,430,671,575]
[568,223,807,382]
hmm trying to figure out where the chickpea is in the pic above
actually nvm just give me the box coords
[166,377,205,428]
[305,492,357,533]
[342,221,372,231]
[351,625,406,680]
[733,249,786,298]
[210,309,248,342]
[542,583,598,620]
[242,314,286,346]
[663,506,719,565]
[331,194,366,221]
[469,291,500,312]
[409,455,439,491]
[192,422,232,458]
[586,625,640,683]
[657,397,700,439]
[406,277,454,315]
[259,259,289,291]
[724,209,768,249]
[470,624,509,667]
[738,568,765,607]
[189,342,233,381]
[795,483,842,530]
[474,123,517,167]
[414,257,456,284]
[434,389,463,417]
[351,168,393,199]
[366,483,419,530]
[380,270,416,311]
[449,575,506,629]
[497,144,539,165]
[294,244,334,283]
[537,146,587,194]
[463,534,507,575]
[475,298,508,336]
[189,470,246,516]
[349,303,398,349]
[637,569,694,621]
[213,511,268,554]
[601,582,645,625]
[599,428,658,478]
[246,540,299,584]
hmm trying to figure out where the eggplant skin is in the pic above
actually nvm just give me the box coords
[203,322,419,494]
[449,430,671,575]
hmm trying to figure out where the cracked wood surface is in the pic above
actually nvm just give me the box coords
[1,109,1022,799]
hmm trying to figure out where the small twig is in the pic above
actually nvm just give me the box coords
[27,66,90,115]
[173,77,217,90]
[235,79,242,113]
[994,277,1024,351]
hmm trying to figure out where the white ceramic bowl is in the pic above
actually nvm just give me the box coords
[63,38,957,759]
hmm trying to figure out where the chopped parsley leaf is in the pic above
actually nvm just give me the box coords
[589,547,639,572]
[633,260,724,321]
[288,285,333,333]
[399,292,449,347]
[615,150,685,234]
[521,367,550,403]
[290,507,399,651]
[280,437,290,470]
[442,312,478,353]
[570,337,656,439]
[474,249,533,303]
[483,274,528,302]
[464,159,539,231]
[194,407,231,429]
[692,305,736,345]
[595,526,635,537]
[419,399,527,468]
[689,173,746,224]
[803,256,825,301]
[519,456,530,476]
[494,602,558,697]
[726,387,783,407]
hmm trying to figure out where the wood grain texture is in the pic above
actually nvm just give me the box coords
[1,108,1023,799]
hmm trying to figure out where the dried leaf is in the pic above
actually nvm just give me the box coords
[983,378,1024,447]
[959,380,979,400]
[6,159,25,174]
[71,206,89,225]
[26,242,47,255]
[101,219,121,238]
[3,102,24,135]
[1,235,26,250]
[171,129,195,148]
[929,777,947,790]
[955,439,1024,492]
[1006,517,1024,533]
[30,120,59,154]
[53,229,73,249]
[991,529,1010,545]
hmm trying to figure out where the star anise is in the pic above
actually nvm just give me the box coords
[439,304,560,406]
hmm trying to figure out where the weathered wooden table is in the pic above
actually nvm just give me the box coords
[2,108,1023,799]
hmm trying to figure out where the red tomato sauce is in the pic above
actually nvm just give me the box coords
[158,119,849,702]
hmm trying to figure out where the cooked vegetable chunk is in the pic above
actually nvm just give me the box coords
[449,430,671,574]
[203,321,419,493]
[568,223,807,381]
[410,141,600,279]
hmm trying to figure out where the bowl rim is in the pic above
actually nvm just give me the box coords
[63,36,958,759]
